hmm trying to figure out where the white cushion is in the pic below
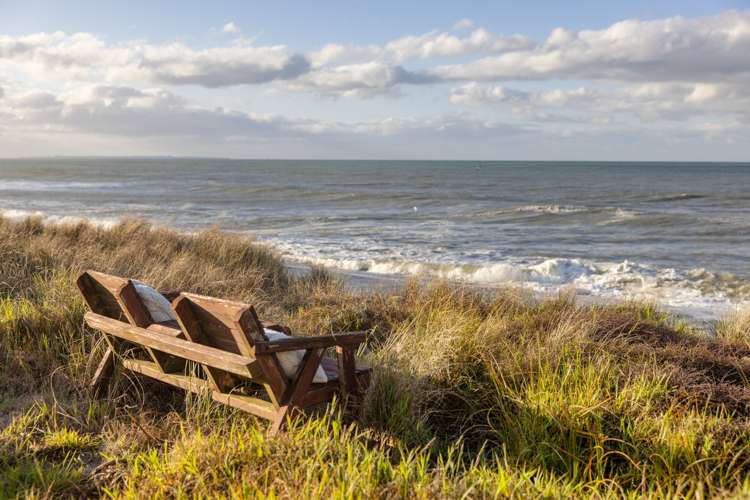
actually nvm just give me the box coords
[132,281,177,323]
[264,329,328,383]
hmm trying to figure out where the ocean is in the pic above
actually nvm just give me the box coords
[1,158,749,320]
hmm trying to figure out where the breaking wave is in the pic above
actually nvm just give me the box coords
[274,245,750,320]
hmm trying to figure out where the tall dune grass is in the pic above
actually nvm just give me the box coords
[1,215,750,498]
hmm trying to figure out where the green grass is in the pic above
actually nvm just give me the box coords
[1,215,750,498]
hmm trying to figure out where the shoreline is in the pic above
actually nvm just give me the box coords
[285,260,723,328]
[0,209,746,322]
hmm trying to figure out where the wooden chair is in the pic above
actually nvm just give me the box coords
[79,271,370,434]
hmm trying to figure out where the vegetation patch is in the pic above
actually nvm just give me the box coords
[1,215,749,498]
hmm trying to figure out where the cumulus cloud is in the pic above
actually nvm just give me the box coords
[133,45,310,87]
[1,84,301,142]
[293,62,438,98]
[431,11,750,83]
[0,84,526,143]
[0,31,310,87]
[223,21,240,34]
[1,10,749,157]
[4,12,750,95]
[385,29,532,62]
[449,81,750,125]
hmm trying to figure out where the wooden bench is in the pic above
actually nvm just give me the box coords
[77,271,370,434]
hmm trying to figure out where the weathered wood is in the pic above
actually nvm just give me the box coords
[90,346,115,396]
[270,406,296,436]
[117,281,153,327]
[254,331,367,353]
[301,385,338,408]
[77,272,126,321]
[119,281,184,373]
[147,321,183,337]
[123,359,277,420]
[236,307,288,406]
[270,348,324,435]
[79,271,372,432]
[84,312,259,378]
[336,346,358,396]
[179,292,268,343]
[172,296,237,391]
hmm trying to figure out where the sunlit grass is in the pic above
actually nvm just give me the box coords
[1,215,749,498]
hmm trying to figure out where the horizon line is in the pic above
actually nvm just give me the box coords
[1,155,748,164]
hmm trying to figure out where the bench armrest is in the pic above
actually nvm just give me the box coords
[254,331,367,354]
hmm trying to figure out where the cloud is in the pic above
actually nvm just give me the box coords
[134,45,311,87]
[293,62,438,98]
[1,11,749,158]
[453,18,475,30]
[4,12,749,97]
[223,21,240,34]
[449,82,531,104]
[449,81,750,125]
[385,29,532,62]
[431,11,750,83]
[0,84,528,143]
[0,31,310,87]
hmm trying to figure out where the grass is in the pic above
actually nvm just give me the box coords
[1,215,750,498]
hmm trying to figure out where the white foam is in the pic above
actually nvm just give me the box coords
[515,204,587,214]
[0,209,119,229]
[269,238,749,321]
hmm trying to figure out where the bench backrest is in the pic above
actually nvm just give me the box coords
[171,293,267,356]
[76,270,155,328]
[171,293,289,399]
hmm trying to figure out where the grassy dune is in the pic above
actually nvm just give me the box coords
[1,216,750,498]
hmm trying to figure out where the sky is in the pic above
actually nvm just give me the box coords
[1,0,749,160]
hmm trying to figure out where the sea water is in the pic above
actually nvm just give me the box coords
[1,158,749,320]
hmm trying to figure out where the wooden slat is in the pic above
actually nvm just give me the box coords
[301,385,338,407]
[237,307,288,406]
[173,294,289,407]
[282,348,324,407]
[77,272,126,321]
[179,292,268,344]
[86,270,130,291]
[122,359,277,421]
[90,346,115,395]
[118,281,153,327]
[336,346,357,396]
[118,280,184,373]
[270,348,325,435]
[147,322,183,337]
[172,296,237,391]
[84,312,259,378]
[254,332,367,353]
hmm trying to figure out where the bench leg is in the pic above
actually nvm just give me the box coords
[269,406,294,436]
[268,348,323,436]
[90,346,115,396]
